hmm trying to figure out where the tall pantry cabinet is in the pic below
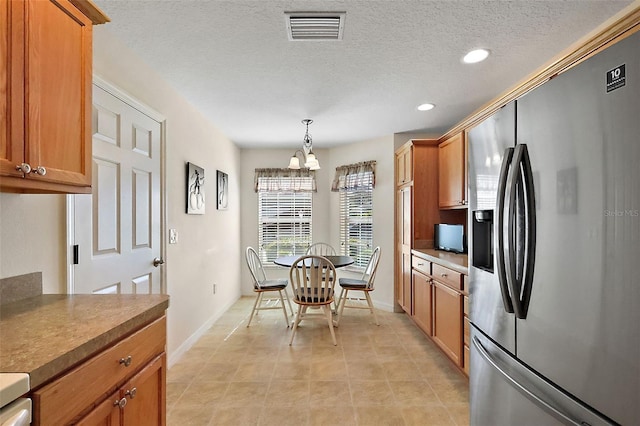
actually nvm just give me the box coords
[394,139,440,313]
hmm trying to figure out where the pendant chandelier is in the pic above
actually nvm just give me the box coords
[288,119,320,170]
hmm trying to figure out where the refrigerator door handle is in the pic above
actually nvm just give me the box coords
[472,335,583,426]
[505,144,536,319]
[495,147,515,314]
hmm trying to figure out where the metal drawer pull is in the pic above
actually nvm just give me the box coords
[441,273,448,277]
[119,355,132,367]
[114,397,127,409]
[31,166,47,176]
[125,388,137,399]
[15,163,31,174]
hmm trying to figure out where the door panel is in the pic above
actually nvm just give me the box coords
[467,101,516,354]
[516,32,640,426]
[73,84,162,295]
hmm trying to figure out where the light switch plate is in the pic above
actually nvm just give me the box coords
[169,229,178,244]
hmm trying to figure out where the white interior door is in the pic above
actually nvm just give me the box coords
[71,83,163,294]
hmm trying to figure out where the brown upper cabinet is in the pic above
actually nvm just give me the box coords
[438,132,467,209]
[395,144,413,186]
[0,0,108,193]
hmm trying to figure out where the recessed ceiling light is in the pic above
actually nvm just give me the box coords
[417,103,435,111]
[463,49,490,64]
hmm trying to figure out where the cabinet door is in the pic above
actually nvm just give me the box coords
[395,147,413,185]
[400,187,412,246]
[0,0,25,178]
[432,280,462,365]
[412,271,432,335]
[25,0,93,187]
[401,250,412,313]
[76,391,121,426]
[438,132,466,208]
[121,354,166,426]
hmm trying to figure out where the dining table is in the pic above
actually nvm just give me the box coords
[273,255,355,269]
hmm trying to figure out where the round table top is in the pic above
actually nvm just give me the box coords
[273,255,355,268]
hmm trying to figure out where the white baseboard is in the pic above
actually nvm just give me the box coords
[167,295,241,368]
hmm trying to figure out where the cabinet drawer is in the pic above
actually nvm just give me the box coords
[464,295,469,316]
[33,316,166,425]
[432,264,462,290]
[411,255,431,276]
[464,316,470,347]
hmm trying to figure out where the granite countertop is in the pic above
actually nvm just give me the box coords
[412,248,468,274]
[0,294,169,389]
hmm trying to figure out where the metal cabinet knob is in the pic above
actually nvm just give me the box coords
[153,257,165,267]
[31,166,47,176]
[441,273,448,277]
[15,163,32,174]
[114,397,127,409]
[119,355,132,367]
[125,387,137,399]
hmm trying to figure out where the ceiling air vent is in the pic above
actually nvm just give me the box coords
[285,12,346,41]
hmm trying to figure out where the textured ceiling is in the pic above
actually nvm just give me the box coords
[93,0,633,149]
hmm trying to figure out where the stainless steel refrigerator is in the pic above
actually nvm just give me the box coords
[467,30,639,426]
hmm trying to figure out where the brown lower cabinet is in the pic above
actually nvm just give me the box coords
[31,316,167,425]
[78,354,166,425]
[412,270,433,335]
[432,280,463,365]
[409,251,468,375]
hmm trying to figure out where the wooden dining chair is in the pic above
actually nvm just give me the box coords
[245,247,294,327]
[306,242,337,256]
[289,255,338,345]
[335,247,381,326]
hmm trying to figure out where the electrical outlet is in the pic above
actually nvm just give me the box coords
[169,229,178,244]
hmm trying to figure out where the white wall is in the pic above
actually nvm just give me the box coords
[92,28,242,364]
[0,194,67,293]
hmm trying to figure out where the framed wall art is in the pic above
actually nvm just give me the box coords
[217,170,229,210]
[186,162,205,214]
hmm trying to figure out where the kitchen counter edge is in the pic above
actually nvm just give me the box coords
[411,249,468,274]
[0,294,169,389]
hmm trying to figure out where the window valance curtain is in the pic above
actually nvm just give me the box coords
[254,168,317,192]
[331,161,376,192]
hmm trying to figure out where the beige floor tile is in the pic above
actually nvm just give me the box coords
[167,296,469,424]
[445,402,471,426]
[266,379,310,406]
[167,405,215,426]
[309,380,352,406]
[196,362,240,382]
[233,362,275,381]
[209,406,262,426]
[258,405,309,426]
[311,360,347,380]
[310,406,356,425]
[273,361,311,380]
[356,406,405,426]
[346,360,385,380]
[401,405,456,426]
[176,381,229,408]
[219,381,269,407]
[349,380,395,407]
[388,380,440,406]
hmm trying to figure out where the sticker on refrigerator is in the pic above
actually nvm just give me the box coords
[606,64,625,92]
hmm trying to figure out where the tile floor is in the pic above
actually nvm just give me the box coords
[167,296,469,426]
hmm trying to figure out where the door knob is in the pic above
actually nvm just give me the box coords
[15,163,32,174]
[153,257,165,267]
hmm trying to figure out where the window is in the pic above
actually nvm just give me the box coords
[340,186,373,268]
[333,161,376,268]
[257,174,314,263]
